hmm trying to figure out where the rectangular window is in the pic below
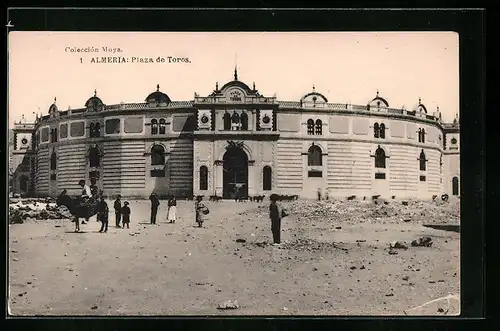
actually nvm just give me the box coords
[41,127,49,142]
[70,122,85,137]
[89,171,100,179]
[60,123,68,138]
[50,173,56,181]
[308,170,323,178]
[124,117,144,133]
[105,119,121,134]
[375,173,386,179]
[151,168,166,177]
[419,175,426,182]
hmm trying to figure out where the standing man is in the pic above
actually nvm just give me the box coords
[269,194,283,246]
[149,192,160,225]
[114,195,122,228]
[97,195,109,233]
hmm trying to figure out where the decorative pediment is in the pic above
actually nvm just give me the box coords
[226,140,244,150]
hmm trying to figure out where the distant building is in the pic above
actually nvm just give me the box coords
[15,69,460,199]
[10,120,35,196]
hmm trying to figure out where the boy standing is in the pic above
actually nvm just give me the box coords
[98,196,109,233]
[121,201,131,229]
[114,195,122,228]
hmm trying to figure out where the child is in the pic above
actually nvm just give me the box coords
[114,195,122,228]
[97,196,109,233]
[121,201,131,229]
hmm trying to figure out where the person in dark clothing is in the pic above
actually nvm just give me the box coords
[149,193,160,225]
[121,201,131,229]
[114,195,122,228]
[269,194,282,245]
[97,196,109,233]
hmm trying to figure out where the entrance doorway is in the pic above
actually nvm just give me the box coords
[452,176,459,195]
[223,148,248,199]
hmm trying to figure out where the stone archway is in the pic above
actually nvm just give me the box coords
[223,147,248,199]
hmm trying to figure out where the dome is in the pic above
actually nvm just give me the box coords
[85,90,104,110]
[48,97,58,113]
[369,91,389,108]
[414,97,428,113]
[301,85,328,103]
[145,84,171,104]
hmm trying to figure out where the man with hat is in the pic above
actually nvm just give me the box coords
[114,195,122,228]
[149,192,160,225]
[269,194,284,246]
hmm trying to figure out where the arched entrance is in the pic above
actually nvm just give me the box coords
[452,176,459,195]
[223,148,248,199]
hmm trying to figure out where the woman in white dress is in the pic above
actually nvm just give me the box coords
[167,194,177,223]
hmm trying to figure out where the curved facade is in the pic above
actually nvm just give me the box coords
[23,73,460,200]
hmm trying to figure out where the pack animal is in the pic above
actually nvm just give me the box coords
[56,190,100,232]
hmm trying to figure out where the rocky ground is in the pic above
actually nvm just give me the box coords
[8,197,460,316]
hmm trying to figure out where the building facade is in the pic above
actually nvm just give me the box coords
[13,71,461,199]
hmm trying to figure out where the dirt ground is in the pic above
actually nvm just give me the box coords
[8,198,460,316]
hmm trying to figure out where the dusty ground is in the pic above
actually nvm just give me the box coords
[8,198,460,316]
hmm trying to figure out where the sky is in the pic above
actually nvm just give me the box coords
[8,32,459,128]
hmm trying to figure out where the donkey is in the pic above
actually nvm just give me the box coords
[56,190,100,232]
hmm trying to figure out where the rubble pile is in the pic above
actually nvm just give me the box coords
[247,197,460,226]
[9,198,72,224]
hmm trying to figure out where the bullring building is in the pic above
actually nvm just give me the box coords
[11,69,460,200]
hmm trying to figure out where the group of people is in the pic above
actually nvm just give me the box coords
[76,180,286,244]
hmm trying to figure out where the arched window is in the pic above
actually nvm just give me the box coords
[231,112,240,123]
[240,112,249,131]
[379,123,386,138]
[307,119,314,135]
[308,145,323,166]
[199,166,208,190]
[418,128,422,142]
[90,122,101,138]
[374,123,380,138]
[419,150,427,171]
[151,145,165,166]
[375,147,386,168]
[315,119,322,135]
[19,176,28,192]
[452,177,459,195]
[50,151,57,170]
[159,118,166,134]
[151,119,158,135]
[421,129,426,143]
[223,112,231,130]
[263,166,272,190]
[89,147,101,168]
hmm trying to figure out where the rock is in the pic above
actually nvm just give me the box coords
[236,239,246,243]
[217,300,240,310]
[411,237,433,247]
[402,201,409,206]
[91,305,98,310]
[402,276,409,281]
[391,241,408,250]
[385,293,394,297]
[388,249,398,255]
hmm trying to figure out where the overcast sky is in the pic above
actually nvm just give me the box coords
[8,32,459,128]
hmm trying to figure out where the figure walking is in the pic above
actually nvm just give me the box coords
[149,193,160,225]
[195,196,209,228]
[97,195,109,233]
[167,194,177,224]
[121,201,131,229]
[114,195,122,228]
